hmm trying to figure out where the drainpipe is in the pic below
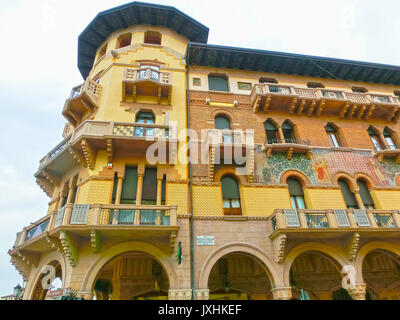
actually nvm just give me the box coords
[186,43,195,300]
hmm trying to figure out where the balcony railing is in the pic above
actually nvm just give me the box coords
[251,83,400,121]
[265,138,311,146]
[270,209,400,231]
[39,136,71,168]
[124,67,172,85]
[13,204,178,248]
[206,129,254,146]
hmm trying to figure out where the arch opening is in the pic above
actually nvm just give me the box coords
[31,261,63,300]
[207,252,273,300]
[92,252,170,300]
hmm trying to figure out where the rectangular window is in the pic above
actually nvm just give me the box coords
[209,76,229,92]
[193,78,201,86]
[142,168,157,205]
[121,167,138,204]
[238,82,252,90]
[144,31,162,45]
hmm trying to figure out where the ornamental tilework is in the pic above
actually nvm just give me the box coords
[254,149,398,187]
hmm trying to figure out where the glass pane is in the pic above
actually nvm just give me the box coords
[371,136,382,151]
[290,197,297,209]
[223,199,231,208]
[296,196,306,209]
[385,137,396,150]
[329,133,340,147]
[231,199,241,208]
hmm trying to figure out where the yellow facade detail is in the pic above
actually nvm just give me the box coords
[192,185,224,216]
[371,190,400,210]
[304,188,347,210]
[166,183,189,214]
[76,180,113,205]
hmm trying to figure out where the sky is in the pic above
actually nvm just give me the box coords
[0,0,400,297]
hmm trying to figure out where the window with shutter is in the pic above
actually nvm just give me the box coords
[209,75,229,92]
[142,168,157,205]
[288,178,306,209]
[338,179,359,209]
[326,124,341,148]
[264,120,279,144]
[357,180,375,209]
[383,128,397,150]
[282,121,295,143]
[121,167,138,204]
[221,176,241,215]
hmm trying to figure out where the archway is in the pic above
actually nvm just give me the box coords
[207,253,274,300]
[93,252,170,300]
[31,260,63,300]
[289,251,346,300]
[362,250,400,300]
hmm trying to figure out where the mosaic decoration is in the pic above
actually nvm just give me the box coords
[254,148,399,187]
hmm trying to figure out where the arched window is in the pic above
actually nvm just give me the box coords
[357,180,375,209]
[221,176,241,215]
[383,128,397,150]
[338,179,359,209]
[265,120,279,144]
[135,112,155,137]
[326,124,342,148]
[282,121,295,143]
[368,126,384,151]
[287,178,306,209]
[215,115,232,143]
[208,74,229,92]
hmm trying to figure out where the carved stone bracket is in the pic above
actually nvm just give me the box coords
[10,256,29,281]
[46,236,63,253]
[90,230,100,254]
[17,250,39,268]
[68,147,87,168]
[81,139,96,170]
[106,139,113,163]
[208,147,215,182]
[170,230,177,254]
[59,231,77,267]
[272,234,287,263]
[347,233,360,262]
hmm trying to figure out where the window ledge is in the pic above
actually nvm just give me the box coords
[223,216,248,221]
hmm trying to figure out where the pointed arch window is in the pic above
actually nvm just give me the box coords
[221,176,241,215]
[135,112,155,137]
[368,127,384,151]
[383,128,397,150]
[338,179,359,209]
[357,180,375,209]
[326,124,341,148]
[288,178,306,209]
[282,121,295,143]
[265,120,279,144]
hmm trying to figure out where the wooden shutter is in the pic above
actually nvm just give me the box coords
[121,167,138,204]
[142,168,157,202]
[215,116,231,130]
[338,180,358,208]
[209,76,229,92]
[288,178,304,196]
[221,176,240,199]
[357,180,374,208]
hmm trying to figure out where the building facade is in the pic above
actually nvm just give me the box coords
[9,2,400,300]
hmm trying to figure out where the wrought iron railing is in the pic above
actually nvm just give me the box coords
[374,213,397,228]
[305,213,329,229]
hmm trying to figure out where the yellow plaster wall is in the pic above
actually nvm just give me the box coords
[166,183,189,215]
[192,185,223,216]
[371,190,400,210]
[242,187,292,217]
[304,188,347,210]
[76,180,113,204]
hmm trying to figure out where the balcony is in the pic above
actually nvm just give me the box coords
[375,147,400,164]
[250,84,400,122]
[205,129,255,182]
[35,121,177,190]
[122,67,172,104]
[62,79,102,127]
[9,204,179,268]
[269,208,400,262]
[264,138,311,160]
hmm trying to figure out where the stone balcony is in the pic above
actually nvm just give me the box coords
[35,120,177,196]
[264,138,311,160]
[374,147,400,164]
[122,67,172,104]
[205,129,255,183]
[268,208,400,262]
[9,204,179,272]
[62,79,102,127]
[251,84,400,122]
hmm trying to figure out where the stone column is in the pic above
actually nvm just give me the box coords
[66,178,75,204]
[135,165,145,225]
[352,187,365,210]
[277,125,285,143]
[379,133,390,149]
[271,287,292,300]
[348,284,367,300]
[115,176,124,205]
[156,173,163,225]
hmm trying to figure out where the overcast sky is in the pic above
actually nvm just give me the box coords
[1,0,400,297]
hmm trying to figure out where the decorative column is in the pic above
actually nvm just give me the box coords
[277,125,285,143]
[66,178,76,204]
[115,175,124,205]
[348,284,367,300]
[379,133,390,150]
[135,165,145,225]
[271,287,292,300]
[352,187,365,210]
